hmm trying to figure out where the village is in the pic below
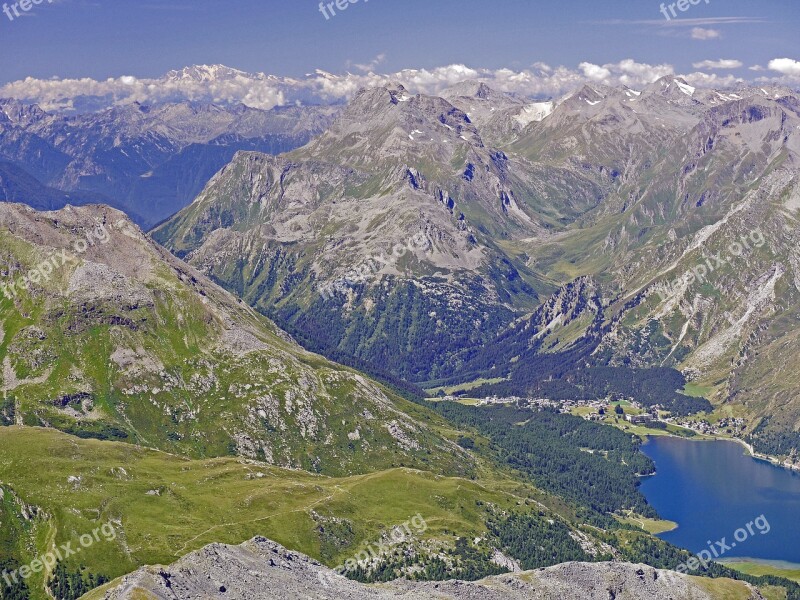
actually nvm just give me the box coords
[441,394,749,438]
[434,393,800,472]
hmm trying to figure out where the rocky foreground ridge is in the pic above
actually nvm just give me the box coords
[88,537,761,600]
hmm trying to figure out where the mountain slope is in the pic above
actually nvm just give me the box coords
[510,86,800,451]
[441,80,554,147]
[156,79,800,455]
[0,202,470,476]
[152,84,587,381]
[0,426,599,600]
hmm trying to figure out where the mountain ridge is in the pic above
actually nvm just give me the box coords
[86,536,763,600]
[153,78,800,456]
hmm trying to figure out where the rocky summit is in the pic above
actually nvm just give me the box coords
[89,537,761,600]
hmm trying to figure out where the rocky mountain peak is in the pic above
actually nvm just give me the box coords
[0,98,48,127]
[89,537,761,600]
[558,84,621,112]
[441,80,505,102]
[643,75,700,104]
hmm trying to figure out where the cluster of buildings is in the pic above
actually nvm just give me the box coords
[625,413,655,425]
[445,392,799,472]
[471,395,617,414]
[668,416,746,436]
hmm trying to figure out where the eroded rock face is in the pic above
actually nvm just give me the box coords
[93,537,761,600]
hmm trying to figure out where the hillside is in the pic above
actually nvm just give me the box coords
[0,202,468,477]
[0,427,671,600]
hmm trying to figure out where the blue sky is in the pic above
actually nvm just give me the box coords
[0,0,798,85]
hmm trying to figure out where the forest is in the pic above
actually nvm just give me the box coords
[429,403,657,521]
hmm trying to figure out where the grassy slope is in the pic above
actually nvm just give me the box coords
[0,208,472,478]
[690,575,766,600]
[0,426,559,600]
[721,560,800,584]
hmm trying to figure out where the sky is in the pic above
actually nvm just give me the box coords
[0,0,798,109]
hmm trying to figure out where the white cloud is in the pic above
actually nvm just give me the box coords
[575,60,674,87]
[600,17,765,27]
[579,63,612,81]
[613,58,674,85]
[351,53,387,74]
[682,71,744,88]
[691,27,722,40]
[692,59,743,70]
[0,63,588,111]
[768,58,800,77]
[0,58,793,114]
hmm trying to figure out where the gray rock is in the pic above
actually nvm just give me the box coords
[93,537,762,600]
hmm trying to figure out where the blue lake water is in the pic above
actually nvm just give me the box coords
[639,436,800,563]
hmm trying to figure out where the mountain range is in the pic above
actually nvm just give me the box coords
[3,69,800,599]
[149,75,800,456]
[0,98,338,228]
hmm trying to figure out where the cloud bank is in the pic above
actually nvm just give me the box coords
[0,59,797,114]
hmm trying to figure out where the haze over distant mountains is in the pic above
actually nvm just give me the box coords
[0,95,338,227]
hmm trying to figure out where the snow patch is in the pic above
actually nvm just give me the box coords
[675,80,696,96]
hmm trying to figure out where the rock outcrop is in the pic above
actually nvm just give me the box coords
[89,537,762,600]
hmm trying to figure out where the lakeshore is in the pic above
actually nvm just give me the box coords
[719,558,800,583]
[639,436,800,564]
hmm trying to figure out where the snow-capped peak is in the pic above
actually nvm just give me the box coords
[163,65,258,83]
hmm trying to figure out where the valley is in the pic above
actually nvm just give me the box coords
[1,26,800,597]
[151,76,800,465]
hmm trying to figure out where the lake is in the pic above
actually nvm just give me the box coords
[639,436,800,563]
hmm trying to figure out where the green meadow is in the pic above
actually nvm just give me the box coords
[0,426,548,600]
